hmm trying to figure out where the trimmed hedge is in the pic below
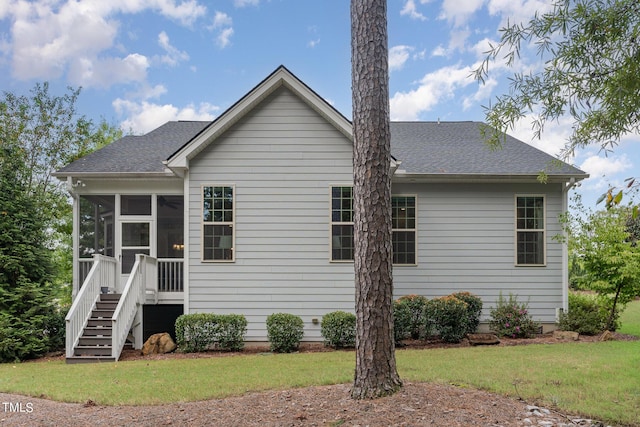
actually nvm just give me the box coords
[427,296,469,343]
[175,313,247,352]
[394,295,430,340]
[451,291,483,335]
[266,313,304,353]
[321,311,356,348]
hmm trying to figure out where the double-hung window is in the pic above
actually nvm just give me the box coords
[392,196,417,265]
[202,185,234,261]
[331,186,354,261]
[515,195,545,266]
[330,186,417,264]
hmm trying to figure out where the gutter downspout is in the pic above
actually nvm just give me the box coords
[560,177,577,318]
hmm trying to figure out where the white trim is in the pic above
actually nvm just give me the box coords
[201,184,236,263]
[183,170,190,312]
[514,194,547,267]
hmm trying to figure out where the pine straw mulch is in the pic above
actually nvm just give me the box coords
[3,332,636,427]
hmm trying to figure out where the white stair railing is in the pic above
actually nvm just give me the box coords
[111,254,157,359]
[65,255,117,358]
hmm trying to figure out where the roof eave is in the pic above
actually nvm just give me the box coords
[392,172,589,184]
[53,171,179,180]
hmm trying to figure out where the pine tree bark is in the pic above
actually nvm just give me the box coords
[350,0,402,399]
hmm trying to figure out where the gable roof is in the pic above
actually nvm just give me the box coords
[165,65,353,172]
[55,66,587,183]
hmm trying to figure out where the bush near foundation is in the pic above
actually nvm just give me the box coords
[558,292,616,335]
[321,311,356,348]
[427,296,469,343]
[266,313,304,353]
[489,293,539,338]
[175,313,247,352]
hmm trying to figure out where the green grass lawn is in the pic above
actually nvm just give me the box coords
[1,300,639,426]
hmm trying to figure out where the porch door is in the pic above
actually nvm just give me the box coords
[119,220,152,290]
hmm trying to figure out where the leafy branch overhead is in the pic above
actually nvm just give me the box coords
[474,0,640,159]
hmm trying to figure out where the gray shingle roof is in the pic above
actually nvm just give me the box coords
[55,121,210,175]
[390,121,586,176]
[55,119,586,179]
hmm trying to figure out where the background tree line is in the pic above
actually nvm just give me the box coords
[0,83,121,362]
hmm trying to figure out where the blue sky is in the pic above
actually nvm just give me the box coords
[0,0,638,208]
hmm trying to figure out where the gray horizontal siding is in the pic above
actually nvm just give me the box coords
[393,182,566,324]
[188,86,355,341]
[186,87,568,340]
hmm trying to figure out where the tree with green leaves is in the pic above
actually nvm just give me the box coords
[564,196,640,331]
[0,145,63,362]
[475,0,640,155]
[350,0,402,398]
[0,83,122,302]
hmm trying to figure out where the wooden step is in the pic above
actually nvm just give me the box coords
[74,345,113,357]
[78,336,112,346]
[66,356,116,364]
[100,293,121,302]
[95,301,118,310]
[82,326,112,337]
[91,309,115,318]
[87,318,112,327]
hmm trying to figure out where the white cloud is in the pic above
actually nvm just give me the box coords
[234,0,260,7]
[440,0,484,27]
[400,0,427,21]
[390,64,477,120]
[580,154,632,179]
[431,45,447,57]
[389,45,413,72]
[2,0,205,86]
[212,11,232,28]
[113,98,219,134]
[216,27,234,49]
[68,53,150,88]
[487,0,552,28]
[210,11,233,49]
[308,39,320,48]
[157,31,189,66]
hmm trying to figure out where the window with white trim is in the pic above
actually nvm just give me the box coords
[331,186,354,261]
[330,186,417,265]
[516,195,545,265]
[203,186,234,261]
[392,196,417,265]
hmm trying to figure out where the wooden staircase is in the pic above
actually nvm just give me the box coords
[66,293,121,364]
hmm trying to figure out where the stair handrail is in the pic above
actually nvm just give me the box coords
[65,255,117,358]
[111,254,156,359]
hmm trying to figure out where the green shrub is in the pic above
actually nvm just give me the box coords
[558,292,614,335]
[321,311,356,348]
[452,292,483,334]
[427,296,469,343]
[393,299,412,343]
[175,313,247,352]
[489,293,539,338]
[394,295,430,340]
[266,313,304,353]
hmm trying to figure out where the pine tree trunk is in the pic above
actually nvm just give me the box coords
[350,0,402,399]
